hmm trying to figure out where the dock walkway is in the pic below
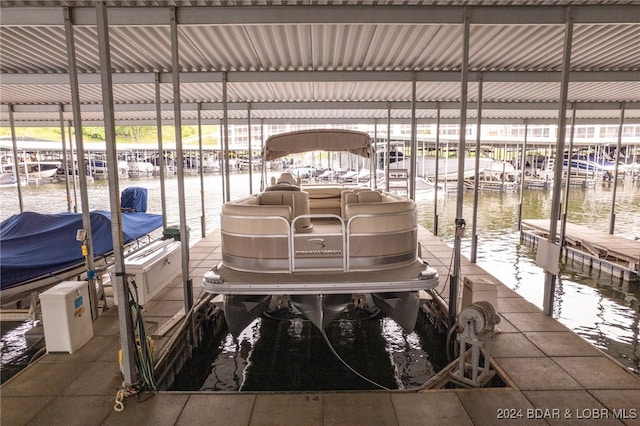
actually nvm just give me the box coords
[2,227,640,425]
[521,219,640,283]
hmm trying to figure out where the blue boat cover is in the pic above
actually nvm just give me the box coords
[121,186,148,212]
[0,210,162,291]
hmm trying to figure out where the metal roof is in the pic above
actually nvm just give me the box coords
[1,1,639,127]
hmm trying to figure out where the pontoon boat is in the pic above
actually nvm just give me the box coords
[203,129,439,336]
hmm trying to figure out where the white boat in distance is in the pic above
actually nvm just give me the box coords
[395,155,516,181]
[203,129,439,336]
[2,160,61,180]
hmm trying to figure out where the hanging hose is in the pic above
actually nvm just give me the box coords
[445,322,460,362]
[319,328,389,391]
[128,278,157,392]
[263,305,390,390]
[27,346,46,366]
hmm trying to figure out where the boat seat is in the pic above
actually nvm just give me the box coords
[260,190,313,233]
[305,185,344,215]
[278,172,300,185]
[345,199,416,233]
[265,172,302,191]
[341,191,360,219]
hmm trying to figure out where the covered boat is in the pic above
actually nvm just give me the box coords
[0,188,163,303]
[203,129,439,336]
[562,150,617,176]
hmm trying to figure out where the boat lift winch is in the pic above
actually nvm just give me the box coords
[450,300,500,388]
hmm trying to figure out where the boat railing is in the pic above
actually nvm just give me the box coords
[221,207,418,274]
[345,209,418,272]
[221,213,293,273]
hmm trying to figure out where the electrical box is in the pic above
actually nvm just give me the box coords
[39,281,94,354]
[108,239,181,306]
[461,276,498,312]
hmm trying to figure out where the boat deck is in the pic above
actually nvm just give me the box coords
[209,259,433,294]
[2,226,640,425]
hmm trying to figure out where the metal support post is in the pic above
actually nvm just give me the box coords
[170,7,194,321]
[470,78,483,263]
[433,104,441,236]
[94,2,136,385]
[517,123,528,230]
[609,103,625,235]
[544,7,574,316]
[154,73,168,229]
[67,7,98,320]
[8,105,23,211]
[450,8,470,329]
[409,73,418,200]
[197,103,206,238]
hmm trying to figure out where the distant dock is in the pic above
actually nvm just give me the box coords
[521,219,640,284]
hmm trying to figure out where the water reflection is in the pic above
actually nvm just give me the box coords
[0,320,44,383]
[176,308,445,392]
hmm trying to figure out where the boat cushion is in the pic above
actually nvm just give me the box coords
[357,190,382,203]
[265,182,301,191]
[304,185,344,215]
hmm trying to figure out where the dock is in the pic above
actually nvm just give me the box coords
[521,219,640,284]
[2,227,640,425]
[523,178,554,190]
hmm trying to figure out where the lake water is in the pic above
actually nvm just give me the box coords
[1,172,638,386]
[415,181,640,377]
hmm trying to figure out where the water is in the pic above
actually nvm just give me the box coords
[0,320,44,383]
[1,173,639,386]
[415,182,640,376]
[172,310,448,392]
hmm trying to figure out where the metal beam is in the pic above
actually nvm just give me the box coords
[2,70,639,85]
[8,105,23,211]
[2,5,638,26]
[3,116,640,128]
[3,100,639,116]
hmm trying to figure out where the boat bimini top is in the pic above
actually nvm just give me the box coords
[262,129,373,162]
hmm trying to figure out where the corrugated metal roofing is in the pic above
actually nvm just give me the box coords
[0,1,639,127]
